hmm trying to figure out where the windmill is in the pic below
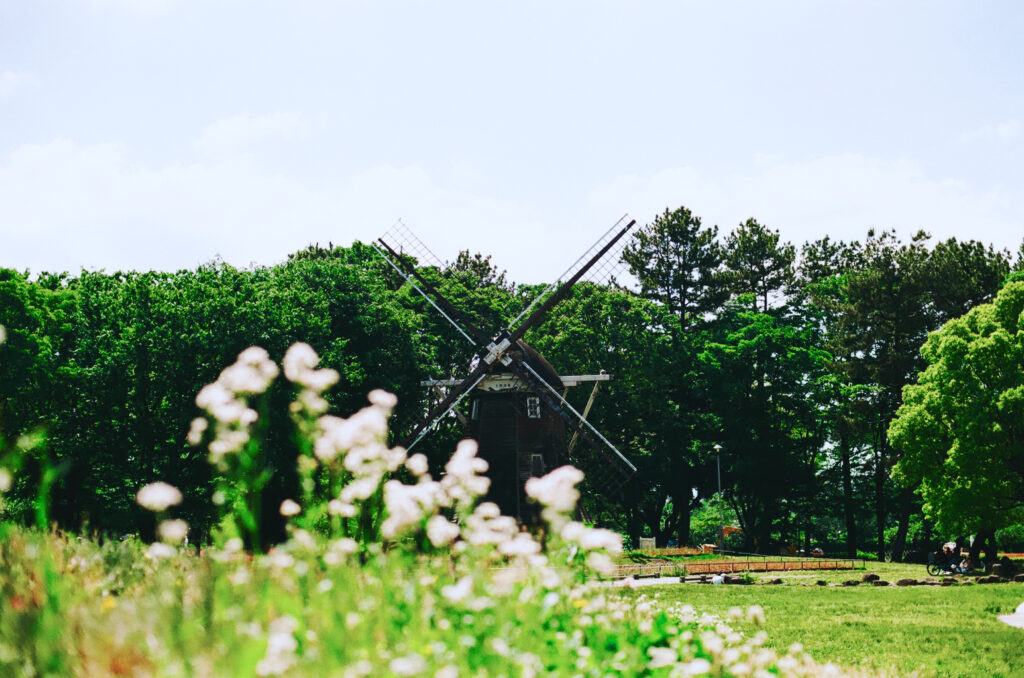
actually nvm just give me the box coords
[371,216,638,523]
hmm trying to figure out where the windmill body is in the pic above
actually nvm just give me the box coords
[467,343,566,522]
[373,217,638,522]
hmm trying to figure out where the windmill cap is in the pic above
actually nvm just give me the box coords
[499,340,563,390]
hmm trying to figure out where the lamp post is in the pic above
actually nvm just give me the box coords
[713,444,723,550]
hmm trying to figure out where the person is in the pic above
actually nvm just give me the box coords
[945,545,965,574]
[942,546,959,573]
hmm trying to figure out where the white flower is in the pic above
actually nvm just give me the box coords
[328,499,356,517]
[284,344,340,393]
[381,479,442,538]
[441,440,489,505]
[340,475,380,504]
[647,647,678,669]
[291,528,316,550]
[196,381,232,411]
[303,368,339,393]
[187,417,208,446]
[283,343,319,379]
[266,550,295,570]
[227,346,279,394]
[136,481,183,512]
[296,389,329,415]
[746,604,766,626]
[256,615,298,676]
[405,453,429,476]
[426,515,461,547]
[158,519,189,543]
[474,502,500,519]
[463,509,518,546]
[389,654,426,676]
[0,467,11,493]
[524,465,584,513]
[586,551,615,576]
[684,658,712,675]
[208,429,250,460]
[577,527,623,554]
[560,520,586,542]
[368,389,398,410]
[145,542,177,560]
[499,533,541,557]
[228,567,250,586]
[441,576,473,603]
[279,499,301,517]
[323,538,358,566]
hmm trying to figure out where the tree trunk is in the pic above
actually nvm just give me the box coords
[981,529,998,565]
[674,499,691,547]
[627,505,642,550]
[840,432,858,557]
[890,488,913,562]
[874,442,886,561]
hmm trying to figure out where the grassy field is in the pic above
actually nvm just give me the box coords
[622,561,1024,677]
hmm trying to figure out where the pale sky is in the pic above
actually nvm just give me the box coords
[2,1,1022,283]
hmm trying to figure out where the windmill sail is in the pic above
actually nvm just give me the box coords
[370,216,639,517]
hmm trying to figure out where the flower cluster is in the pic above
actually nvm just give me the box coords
[135,481,183,512]
[192,346,278,467]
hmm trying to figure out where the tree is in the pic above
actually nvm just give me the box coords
[795,237,871,557]
[928,238,1011,323]
[620,206,727,545]
[701,299,831,552]
[832,230,936,560]
[890,280,1024,559]
[723,219,796,313]
[622,206,727,331]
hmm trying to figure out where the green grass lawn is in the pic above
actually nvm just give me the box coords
[627,564,1024,677]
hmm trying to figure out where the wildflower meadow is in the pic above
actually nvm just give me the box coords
[0,334,867,677]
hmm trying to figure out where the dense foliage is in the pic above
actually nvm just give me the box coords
[889,281,1024,549]
[1,207,1022,559]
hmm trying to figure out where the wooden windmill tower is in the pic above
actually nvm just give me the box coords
[371,216,637,522]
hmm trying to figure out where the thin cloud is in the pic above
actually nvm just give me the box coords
[192,112,308,159]
[587,154,1022,253]
[82,0,176,14]
[0,135,548,279]
[0,70,36,97]
[961,119,1019,143]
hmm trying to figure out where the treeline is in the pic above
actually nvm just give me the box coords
[0,245,426,538]
[1,207,1022,558]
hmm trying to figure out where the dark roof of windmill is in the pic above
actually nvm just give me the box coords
[499,340,563,390]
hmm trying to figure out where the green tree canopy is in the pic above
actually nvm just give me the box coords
[889,280,1024,535]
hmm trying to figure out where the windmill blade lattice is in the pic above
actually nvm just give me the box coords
[378,220,507,339]
[378,219,447,271]
[510,214,635,329]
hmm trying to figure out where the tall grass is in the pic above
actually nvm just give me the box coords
[0,337,875,676]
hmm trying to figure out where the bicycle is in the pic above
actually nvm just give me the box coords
[926,550,985,576]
